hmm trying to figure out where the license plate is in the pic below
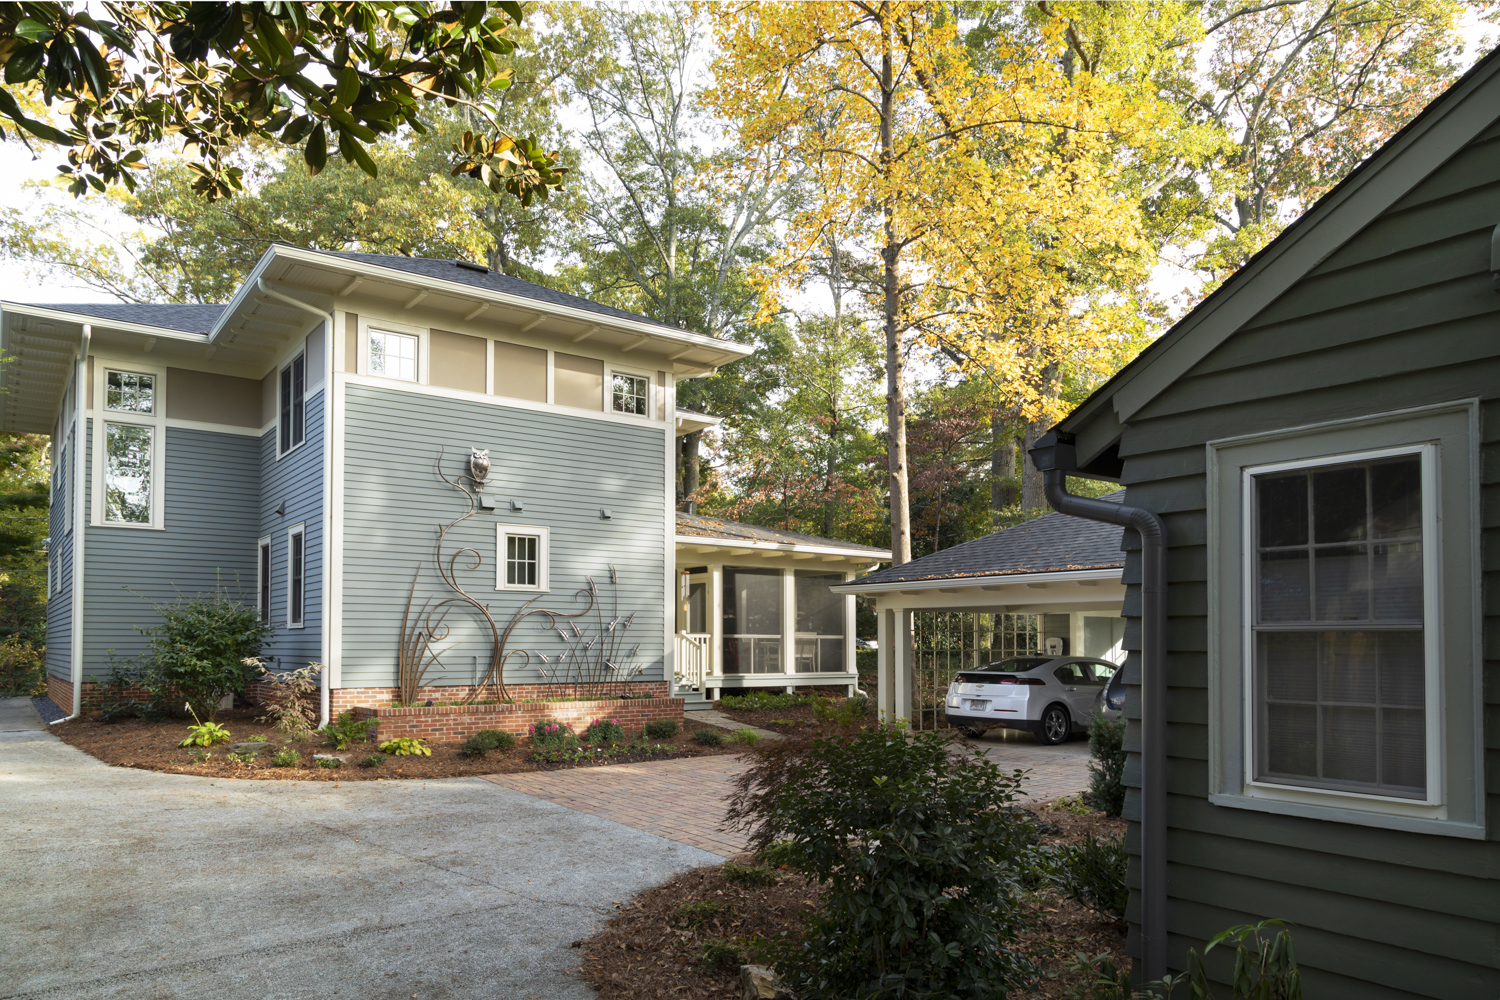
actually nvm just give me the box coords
[964,700,990,712]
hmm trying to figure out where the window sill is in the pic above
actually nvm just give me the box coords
[1208,791,1483,839]
[91,521,164,531]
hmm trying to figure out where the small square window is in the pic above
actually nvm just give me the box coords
[370,330,419,382]
[612,373,648,415]
[497,525,549,591]
[105,371,154,414]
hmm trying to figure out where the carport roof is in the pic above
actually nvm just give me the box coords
[840,493,1125,588]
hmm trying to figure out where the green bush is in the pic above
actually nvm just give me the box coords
[270,748,300,768]
[813,695,869,726]
[1085,713,1126,817]
[529,719,575,750]
[458,728,515,758]
[1044,835,1128,917]
[729,727,760,745]
[137,591,273,719]
[378,737,431,756]
[0,639,44,698]
[677,899,731,928]
[725,725,1032,1000]
[692,728,725,747]
[178,719,231,747]
[698,937,749,972]
[582,718,626,745]
[719,691,815,712]
[359,753,388,768]
[320,710,375,750]
[315,756,342,769]
[644,718,678,739]
[721,861,778,887]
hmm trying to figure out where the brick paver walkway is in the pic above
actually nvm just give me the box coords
[484,734,1090,858]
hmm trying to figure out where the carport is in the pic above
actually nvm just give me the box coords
[833,497,1127,727]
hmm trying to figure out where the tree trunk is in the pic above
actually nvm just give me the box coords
[1021,418,1049,514]
[681,430,701,512]
[880,8,912,566]
[991,416,1016,525]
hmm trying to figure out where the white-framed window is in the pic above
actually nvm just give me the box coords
[496,524,550,591]
[1207,401,1481,838]
[278,352,306,456]
[610,371,650,416]
[92,362,166,529]
[369,329,419,382]
[258,536,272,625]
[287,524,306,628]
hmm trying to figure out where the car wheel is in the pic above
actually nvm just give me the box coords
[960,726,985,739]
[1036,704,1071,745]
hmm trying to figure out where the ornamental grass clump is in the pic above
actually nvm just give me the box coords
[725,724,1032,1000]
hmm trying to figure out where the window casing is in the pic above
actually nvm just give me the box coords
[92,364,165,529]
[496,525,549,591]
[611,372,649,415]
[279,353,305,455]
[1207,402,1481,837]
[369,329,419,382]
[287,525,306,628]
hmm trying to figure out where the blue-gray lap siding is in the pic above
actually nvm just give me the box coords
[339,384,667,691]
[258,389,325,672]
[1109,117,1500,998]
[77,423,260,676]
[45,420,75,678]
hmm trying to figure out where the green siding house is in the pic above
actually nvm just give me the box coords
[1035,48,1500,998]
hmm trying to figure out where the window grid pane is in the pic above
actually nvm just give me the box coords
[104,423,152,523]
[289,532,304,625]
[370,331,419,382]
[105,371,154,414]
[612,374,648,415]
[506,534,539,587]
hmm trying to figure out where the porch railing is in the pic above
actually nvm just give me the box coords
[675,632,711,691]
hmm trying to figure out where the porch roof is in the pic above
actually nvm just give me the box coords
[675,513,891,561]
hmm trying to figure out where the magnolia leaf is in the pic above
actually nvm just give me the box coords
[303,121,327,175]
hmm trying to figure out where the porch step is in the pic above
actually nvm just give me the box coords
[676,686,714,712]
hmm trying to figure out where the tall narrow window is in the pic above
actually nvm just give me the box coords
[96,368,163,528]
[611,372,649,415]
[279,353,305,455]
[1253,454,1426,798]
[258,538,272,624]
[369,330,419,382]
[103,423,153,524]
[288,526,305,627]
[496,525,549,591]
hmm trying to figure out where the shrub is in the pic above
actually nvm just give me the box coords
[137,591,273,719]
[459,728,516,758]
[0,638,44,698]
[1185,920,1302,1000]
[378,737,431,756]
[270,748,300,768]
[644,718,678,739]
[719,691,815,712]
[692,728,724,747]
[582,718,626,745]
[1045,835,1128,917]
[529,719,575,750]
[360,753,388,768]
[320,710,375,750]
[316,756,342,769]
[725,725,1032,1000]
[721,861,778,887]
[698,937,749,972]
[1085,713,1126,817]
[227,751,258,764]
[813,695,869,726]
[253,660,323,738]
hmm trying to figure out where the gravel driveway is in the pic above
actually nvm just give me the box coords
[0,699,719,1000]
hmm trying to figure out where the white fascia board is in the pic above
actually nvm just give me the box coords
[674,535,892,561]
[830,566,1124,595]
[232,246,755,365]
[2,303,211,345]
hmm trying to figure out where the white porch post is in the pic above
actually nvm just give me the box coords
[844,571,857,696]
[877,608,893,720]
[782,567,795,692]
[709,562,723,700]
[1071,612,1086,658]
[894,609,913,722]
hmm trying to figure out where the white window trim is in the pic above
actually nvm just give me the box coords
[361,318,427,386]
[257,535,272,624]
[286,522,306,629]
[276,350,308,460]
[496,523,550,592]
[90,360,166,530]
[1240,443,1442,809]
[1206,400,1483,838]
[606,365,653,418]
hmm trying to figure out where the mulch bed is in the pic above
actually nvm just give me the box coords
[714,701,879,734]
[48,708,735,781]
[579,801,1128,1000]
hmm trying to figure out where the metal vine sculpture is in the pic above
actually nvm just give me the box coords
[395,447,644,706]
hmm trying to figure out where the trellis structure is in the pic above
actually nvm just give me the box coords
[909,612,1039,730]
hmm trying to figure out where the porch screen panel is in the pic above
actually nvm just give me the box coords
[794,571,844,672]
[722,566,781,673]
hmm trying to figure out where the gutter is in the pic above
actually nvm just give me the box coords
[256,279,333,729]
[1029,429,1167,985]
[53,324,90,725]
[830,566,1122,596]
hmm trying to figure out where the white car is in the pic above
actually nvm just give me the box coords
[945,654,1119,745]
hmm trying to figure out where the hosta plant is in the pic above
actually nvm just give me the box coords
[178,704,231,747]
[378,737,431,757]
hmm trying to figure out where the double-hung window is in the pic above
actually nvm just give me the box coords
[369,330,419,382]
[95,366,164,528]
[279,353,305,455]
[287,525,305,628]
[258,537,272,624]
[1208,402,1481,837]
[497,525,549,591]
[611,372,649,415]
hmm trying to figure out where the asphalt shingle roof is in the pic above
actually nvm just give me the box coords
[24,302,226,333]
[849,493,1126,586]
[314,250,699,336]
[676,512,890,555]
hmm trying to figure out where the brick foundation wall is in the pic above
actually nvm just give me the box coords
[350,695,683,744]
[326,680,670,717]
[46,675,72,713]
[45,676,158,715]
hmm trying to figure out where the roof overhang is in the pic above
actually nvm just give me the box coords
[676,534,890,564]
[675,409,723,436]
[222,246,754,377]
[831,566,1123,595]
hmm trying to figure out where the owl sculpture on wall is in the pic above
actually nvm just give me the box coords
[468,447,491,490]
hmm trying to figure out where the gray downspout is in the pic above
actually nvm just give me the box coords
[1029,429,1167,986]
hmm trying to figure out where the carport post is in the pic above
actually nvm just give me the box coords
[877,609,893,720]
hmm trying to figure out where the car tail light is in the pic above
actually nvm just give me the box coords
[997,676,1044,686]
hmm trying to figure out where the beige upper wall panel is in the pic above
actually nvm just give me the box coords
[261,369,276,426]
[344,312,358,373]
[167,367,263,427]
[430,328,487,394]
[554,352,603,411]
[493,340,547,403]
